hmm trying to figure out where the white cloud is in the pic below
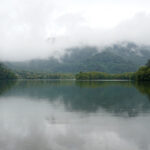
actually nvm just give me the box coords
[0,0,150,61]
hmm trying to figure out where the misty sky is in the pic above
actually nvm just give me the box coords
[1,0,150,61]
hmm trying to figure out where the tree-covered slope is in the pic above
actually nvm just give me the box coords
[80,51,137,73]
[4,42,150,73]
[0,63,17,79]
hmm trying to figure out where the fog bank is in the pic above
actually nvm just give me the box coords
[1,0,150,61]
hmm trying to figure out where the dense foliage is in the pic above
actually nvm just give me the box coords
[75,72,134,80]
[0,63,17,80]
[16,71,74,79]
[134,60,150,81]
[75,59,150,81]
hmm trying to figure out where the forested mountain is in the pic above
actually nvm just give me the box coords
[4,42,150,73]
[0,63,17,79]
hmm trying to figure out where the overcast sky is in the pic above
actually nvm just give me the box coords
[1,0,150,61]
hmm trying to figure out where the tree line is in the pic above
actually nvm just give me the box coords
[134,60,150,81]
[1,59,150,81]
[76,59,150,81]
[15,71,74,79]
[75,72,134,80]
[0,63,17,80]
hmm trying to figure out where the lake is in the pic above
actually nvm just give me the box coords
[0,80,150,150]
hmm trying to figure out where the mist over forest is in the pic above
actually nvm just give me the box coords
[4,42,150,73]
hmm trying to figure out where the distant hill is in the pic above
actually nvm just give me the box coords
[4,42,150,73]
[0,63,17,79]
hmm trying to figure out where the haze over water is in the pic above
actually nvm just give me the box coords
[0,80,150,150]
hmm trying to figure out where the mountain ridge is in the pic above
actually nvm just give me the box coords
[4,42,150,73]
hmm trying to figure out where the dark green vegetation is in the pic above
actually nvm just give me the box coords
[16,71,74,79]
[0,63,17,80]
[134,59,150,81]
[76,72,134,80]
[4,42,150,73]
[76,59,150,81]
[16,59,150,80]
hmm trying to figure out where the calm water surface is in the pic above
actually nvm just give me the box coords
[0,80,150,150]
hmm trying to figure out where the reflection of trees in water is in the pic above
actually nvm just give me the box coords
[15,79,76,87]
[134,82,150,101]
[76,80,133,88]
[0,80,17,95]
[1,80,150,117]
[76,81,150,116]
[5,80,150,117]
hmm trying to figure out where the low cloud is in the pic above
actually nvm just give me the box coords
[0,0,150,61]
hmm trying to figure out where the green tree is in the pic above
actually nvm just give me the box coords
[146,59,150,68]
[0,63,17,80]
[134,59,150,81]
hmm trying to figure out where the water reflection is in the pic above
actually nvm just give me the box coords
[0,80,150,150]
[134,82,150,101]
[0,80,16,95]
[1,80,150,116]
[1,97,150,150]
